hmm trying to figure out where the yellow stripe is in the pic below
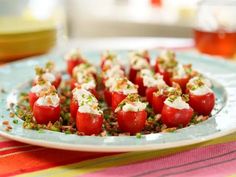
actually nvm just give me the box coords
[17,132,236,177]
[0,136,8,142]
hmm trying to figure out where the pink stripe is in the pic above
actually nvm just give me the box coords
[0,140,26,148]
[81,141,236,177]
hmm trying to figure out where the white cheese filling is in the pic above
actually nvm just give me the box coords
[159,50,174,62]
[76,74,96,89]
[188,77,212,88]
[190,85,213,96]
[36,94,60,107]
[73,64,96,76]
[72,88,102,115]
[104,65,124,79]
[42,73,56,82]
[110,78,138,95]
[65,49,81,61]
[31,82,51,94]
[78,104,102,115]
[173,64,188,79]
[130,56,149,70]
[164,96,190,110]
[141,70,167,88]
[118,101,147,112]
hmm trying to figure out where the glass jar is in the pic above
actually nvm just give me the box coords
[194,0,236,58]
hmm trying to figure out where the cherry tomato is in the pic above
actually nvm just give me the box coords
[171,77,189,93]
[145,87,157,105]
[129,67,138,83]
[104,88,112,107]
[89,88,99,99]
[161,104,193,127]
[155,62,172,86]
[112,92,127,111]
[135,74,146,96]
[152,94,166,114]
[144,55,150,63]
[117,110,147,134]
[76,112,103,135]
[33,103,61,124]
[67,59,84,76]
[29,92,38,109]
[70,98,78,121]
[52,74,62,89]
[189,92,215,116]
[70,78,77,90]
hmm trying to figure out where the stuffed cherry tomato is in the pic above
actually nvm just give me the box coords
[161,96,193,127]
[154,50,177,86]
[171,77,189,92]
[104,88,112,107]
[129,55,150,82]
[76,112,103,135]
[75,91,103,135]
[29,92,38,109]
[29,82,51,109]
[152,93,167,114]
[52,74,62,89]
[145,87,157,105]
[115,94,147,134]
[33,93,61,124]
[129,50,150,63]
[110,77,138,111]
[189,92,215,116]
[171,64,193,92]
[117,110,147,134]
[70,98,78,121]
[72,63,97,81]
[65,49,85,76]
[135,73,147,96]
[138,70,167,105]
[188,85,215,116]
[112,91,127,111]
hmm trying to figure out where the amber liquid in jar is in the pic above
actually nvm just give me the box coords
[194,29,236,58]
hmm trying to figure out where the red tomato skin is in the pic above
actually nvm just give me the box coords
[152,94,167,114]
[144,55,150,63]
[154,62,172,86]
[146,87,157,105]
[112,92,127,111]
[33,103,61,124]
[104,88,112,107]
[76,112,103,135]
[135,74,146,96]
[89,88,99,99]
[70,78,77,90]
[189,92,215,116]
[117,110,147,134]
[129,67,138,83]
[29,92,39,109]
[52,74,62,89]
[70,98,78,121]
[171,77,190,93]
[67,59,84,76]
[161,104,193,127]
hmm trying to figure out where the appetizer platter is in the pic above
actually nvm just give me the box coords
[0,49,235,152]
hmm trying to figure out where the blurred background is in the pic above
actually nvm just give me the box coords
[0,0,236,61]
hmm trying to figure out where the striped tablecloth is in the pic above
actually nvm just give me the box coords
[0,133,235,177]
[1,38,236,177]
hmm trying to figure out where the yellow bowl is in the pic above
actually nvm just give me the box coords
[0,17,57,61]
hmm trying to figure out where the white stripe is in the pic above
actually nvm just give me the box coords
[0,147,45,158]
